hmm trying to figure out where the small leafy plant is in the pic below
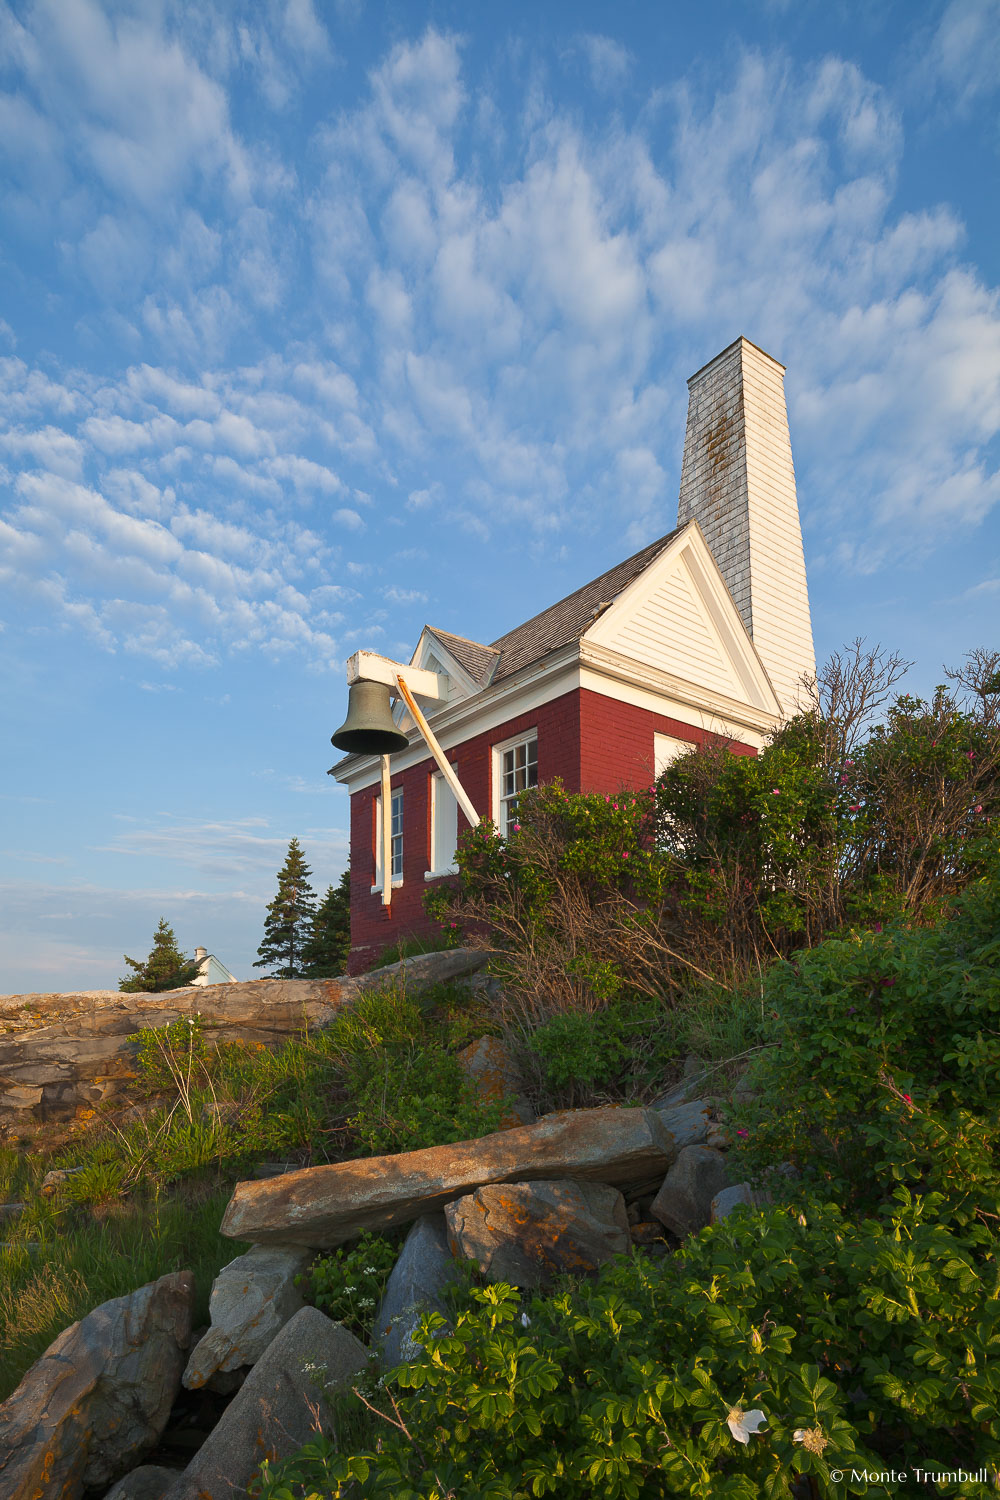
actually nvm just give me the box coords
[303,1230,401,1343]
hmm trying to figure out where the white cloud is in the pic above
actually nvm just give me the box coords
[577,34,633,93]
[920,0,1000,111]
[333,506,365,530]
[384,586,428,605]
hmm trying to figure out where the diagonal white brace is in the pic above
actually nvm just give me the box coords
[394,675,481,828]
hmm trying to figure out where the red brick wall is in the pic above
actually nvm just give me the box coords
[347,685,755,971]
[347,690,583,970]
[578,687,756,795]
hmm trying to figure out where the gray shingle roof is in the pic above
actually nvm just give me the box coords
[424,627,501,688]
[485,527,682,682]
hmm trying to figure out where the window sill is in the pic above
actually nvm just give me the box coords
[370,879,404,895]
[424,868,458,881]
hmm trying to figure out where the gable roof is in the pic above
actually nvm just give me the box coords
[485,527,681,682]
[423,627,500,688]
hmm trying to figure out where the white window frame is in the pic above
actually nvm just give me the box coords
[425,768,459,880]
[372,786,404,894]
[492,729,538,837]
[654,732,696,776]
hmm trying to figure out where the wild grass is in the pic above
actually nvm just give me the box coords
[0,1185,246,1401]
[0,977,507,1402]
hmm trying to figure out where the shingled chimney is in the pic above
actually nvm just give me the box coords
[677,337,815,715]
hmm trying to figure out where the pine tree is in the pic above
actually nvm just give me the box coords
[254,837,317,978]
[118,919,201,993]
[301,866,351,977]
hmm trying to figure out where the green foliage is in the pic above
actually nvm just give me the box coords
[731,850,1000,1226]
[302,868,352,978]
[255,837,318,978]
[525,997,681,1108]
[303,1229,401,1343]
[133,1012,211,1090]
[656,687,998,968]
[254,1191,1000,1499]
[323,986,508,1155]
[118,917,200,993]
[428,783,678,1025]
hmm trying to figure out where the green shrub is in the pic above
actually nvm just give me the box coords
[525,998,681,1108]
[731,853,1000,1226]
[302,1230,402,1343]
[254,1192,1000,1498]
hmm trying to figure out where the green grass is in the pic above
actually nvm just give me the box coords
[0,976,506,1402]
[0,1184,247,1401]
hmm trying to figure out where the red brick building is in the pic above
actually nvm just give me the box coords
[330,339,815,971]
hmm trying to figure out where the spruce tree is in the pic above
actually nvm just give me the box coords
[254,837,317,978]
[301,866,351,977]
[119,919,201,993]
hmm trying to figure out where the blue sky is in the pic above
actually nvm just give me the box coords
[1,0,998,993]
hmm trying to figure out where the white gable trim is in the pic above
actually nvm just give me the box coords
[583,522,782,718]
[334,642,779,793]
[411,629,481,701]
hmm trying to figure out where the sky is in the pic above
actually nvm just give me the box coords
[1,0,998,993]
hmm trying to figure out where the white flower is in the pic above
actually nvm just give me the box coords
[521,1313,531,1327]
[793,1426,829,1455]
[727,1407,768,1444]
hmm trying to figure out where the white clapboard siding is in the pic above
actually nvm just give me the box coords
[677,337,816,715]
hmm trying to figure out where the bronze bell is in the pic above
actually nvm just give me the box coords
[331,680,410,756]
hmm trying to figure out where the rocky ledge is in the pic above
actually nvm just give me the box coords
[0,1060,777,1500]
[0,947,488,1121]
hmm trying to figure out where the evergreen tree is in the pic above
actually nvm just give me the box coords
[118,919,201,993]
[254,837,317,977]
[301,866,351,977]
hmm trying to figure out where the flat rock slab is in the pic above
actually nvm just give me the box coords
[221,1106,676,1249]
[183,1244,311,1390]
[166,1306,367,1500]
[651,1145,731,1238]
[375,1212,463,1367]
[446,1179,630,1288]
[0,1270,193,1500]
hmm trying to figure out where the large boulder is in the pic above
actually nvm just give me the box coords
[103,1466,177,1500]
[0,1271,193,1499]
[183,1244,312,1390]
[374,1212,463,1367]
[445,1179,630,1289]
[456,1035,535,1126]
[653,1099,712,1152]
[166,1306,367,1500]
[710,1183,771,1223]
[221,1106,677,1249]
[650,1145,731,1238]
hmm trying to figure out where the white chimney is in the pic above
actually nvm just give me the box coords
[194,947,207,962]
[677,337,815,715]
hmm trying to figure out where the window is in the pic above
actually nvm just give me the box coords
[428,771,459,876]
[654,733,694,776]
[494,732,538,836]
[373,787,404,890]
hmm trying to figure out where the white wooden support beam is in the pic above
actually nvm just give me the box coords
[347,650,446,701]
[380,755,393,908]
[394,675,482,828]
